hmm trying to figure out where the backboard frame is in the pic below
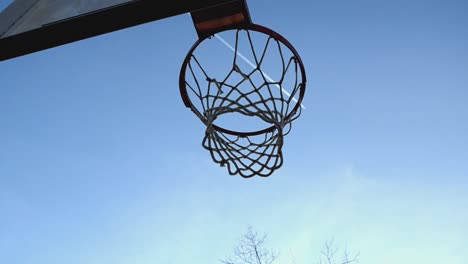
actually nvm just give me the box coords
[0,0,238,61]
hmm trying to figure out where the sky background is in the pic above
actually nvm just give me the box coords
[1,0,467,263]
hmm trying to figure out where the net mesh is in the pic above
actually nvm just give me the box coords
[181,28,305,177]
[203,124,283,177]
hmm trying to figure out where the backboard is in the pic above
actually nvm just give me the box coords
[0,0,247,61]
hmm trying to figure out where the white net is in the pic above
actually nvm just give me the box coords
[180,25,306,177]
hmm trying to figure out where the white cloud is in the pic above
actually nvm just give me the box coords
[264,163,468,264]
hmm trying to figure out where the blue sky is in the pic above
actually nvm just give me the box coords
[1,0,467,263]
[0,1,12,11]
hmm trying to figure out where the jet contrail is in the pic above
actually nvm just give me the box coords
[214,34,306,109]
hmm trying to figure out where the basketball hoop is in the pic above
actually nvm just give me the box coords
[180,24,306,177]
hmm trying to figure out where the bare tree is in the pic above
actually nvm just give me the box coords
[220,226,278,264]
[315,239,359,264]
[221,227,359,264]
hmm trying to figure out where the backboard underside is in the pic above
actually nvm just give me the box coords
[0,0,239,61]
